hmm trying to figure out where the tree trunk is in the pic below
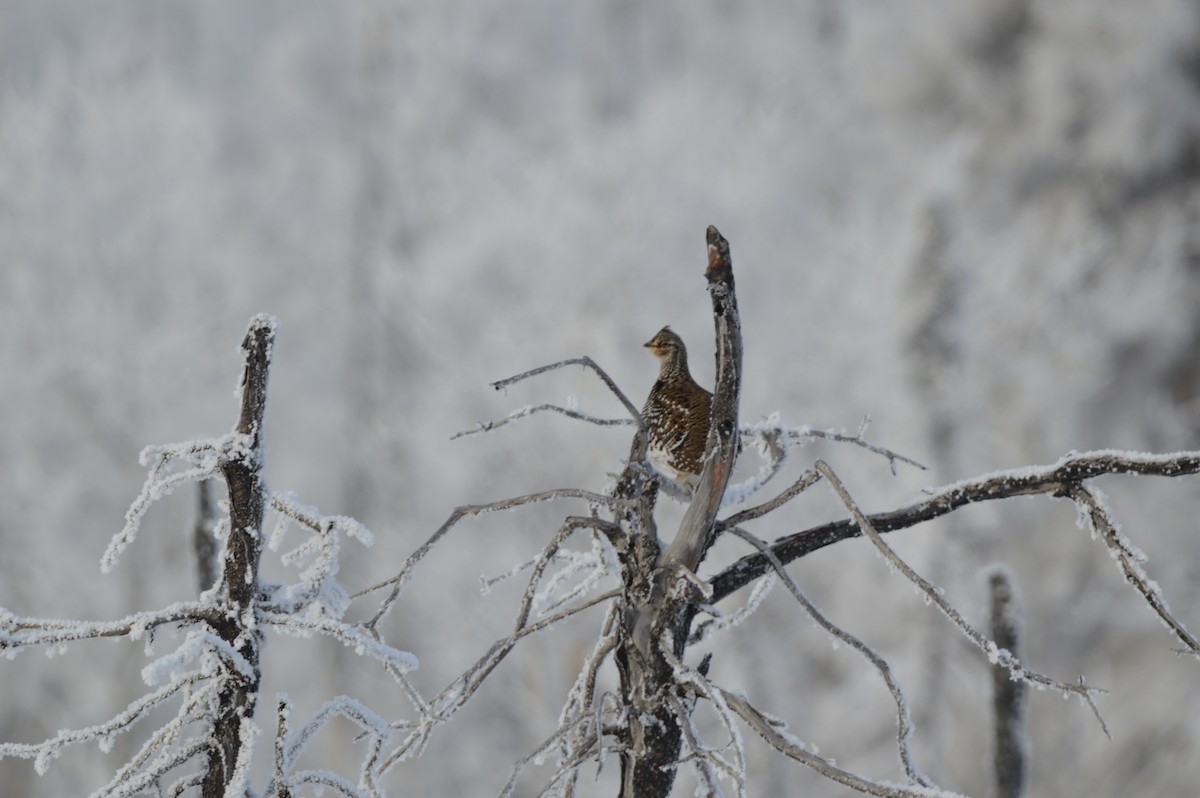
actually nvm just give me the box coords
[615,227,743,797]
[989,566,1027,798]
[202,315,275,798]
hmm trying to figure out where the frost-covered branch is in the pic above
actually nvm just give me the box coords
[723,526,934,788]
[815,461,1110,735]
[794,416,927,475]
[1066,483,1200,656]
[719,689,967,798]
[491,355,644,426]
[354,488,627,627]
[379,588,620,773]
[264,694,392,798]
[102,436,229,573]
[262,611,418,674]
[712,448,1200,603]
[0,674,208,774]
[0,601,222,653]
[453,402,633,440]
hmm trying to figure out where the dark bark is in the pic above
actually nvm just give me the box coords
[614,226,742,798]
[989,566,1027,798]
[710,451,1200,604]
[202,315,275,798]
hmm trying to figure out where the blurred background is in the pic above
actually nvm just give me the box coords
[2,1,1200,795]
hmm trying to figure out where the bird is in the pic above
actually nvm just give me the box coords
[641,326,712,490]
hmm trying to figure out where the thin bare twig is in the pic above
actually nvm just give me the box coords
[353,487,628,623]
[0,602,223,652]
[492,356,643,426]
[814,461,1110,737]
[720,689,967,798]
[1067,484,1200,656]
[378,588,621,772]
[795,418,927,474]
[712,448,1200,603]
[453,403,633,440]
[721,467,823,527]
[723,526,934,788]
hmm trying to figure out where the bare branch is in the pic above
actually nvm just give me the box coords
[453,402,633,440]
[205,313,276,798]
[1067,484,1200,656]
[815,461,1109,735]
[194,479,219,593]
[491,356,644,426]
[0,602,223,652]
[378,588,621,773]
[794,420,926,474]
[720,467,823,528]
[719,689,967,798]
[723,526,933,788]
[712,448,1200,603]
[353,487,628,614]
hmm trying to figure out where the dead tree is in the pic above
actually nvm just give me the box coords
[0,314,408,797]
[201,317,271,798]
[5,231,1200,797]
[392,225,1200,797]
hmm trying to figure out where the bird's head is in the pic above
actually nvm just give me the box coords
[644,326,686,365]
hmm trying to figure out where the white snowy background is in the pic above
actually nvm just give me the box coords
[3,1,1200,795]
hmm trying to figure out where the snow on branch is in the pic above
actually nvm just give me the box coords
[0,601,221,655]
[264,693,392,798]
[377,588,621,774]
[719,688,967,798]
[815,461,1110,737]
[490,355,644,426]
[453,401,634,440]
[1066,483,1200,656]
[712,448,1200,603]
[263,490,375,620]
[354,487,629,630]
[101,436,234,573]
[723,526,933,788]
[0,674,208,775]
[262,610,417,674]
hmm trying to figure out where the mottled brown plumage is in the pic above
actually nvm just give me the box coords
[641,327,712,489]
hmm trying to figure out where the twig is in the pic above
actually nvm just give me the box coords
[1067,484,1200,656]
[719,689,967,798]
[354,488,628,628]
[723,526,934,787]
[0,602,223,652]
[712,448,1200,603]
[815,461,1110,737]
[491,356,644,426]
[794,419,926,474]
[378,588,621,772]
[720,467,823,527]
[453,403,633,440]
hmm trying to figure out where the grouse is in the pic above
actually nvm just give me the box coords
[641,327,712,489]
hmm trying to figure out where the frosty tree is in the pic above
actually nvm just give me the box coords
[0,316,413,797]
[3,228,1200,797]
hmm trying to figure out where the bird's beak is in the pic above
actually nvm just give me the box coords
[643,340,653,348]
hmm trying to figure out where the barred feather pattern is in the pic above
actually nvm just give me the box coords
[641,327,712,488]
